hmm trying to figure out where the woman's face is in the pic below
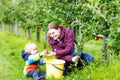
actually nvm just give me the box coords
[48,29,60,40]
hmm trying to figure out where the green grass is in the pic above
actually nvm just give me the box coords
[0,31,120,80]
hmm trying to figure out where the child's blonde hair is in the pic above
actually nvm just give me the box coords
[24,43,37,53]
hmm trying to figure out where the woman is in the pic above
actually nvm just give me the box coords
[47,22,79,64]
[46,22,94,73]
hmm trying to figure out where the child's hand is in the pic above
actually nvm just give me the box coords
[43,58,47,64]
[47,51,56,56]
[40,50,48,56]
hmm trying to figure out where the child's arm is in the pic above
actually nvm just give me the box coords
[27,53,40,64]
[39,60,46,65]
[28,53,41,61]
[28,50,48,64]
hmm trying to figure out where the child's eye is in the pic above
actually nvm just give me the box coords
[33,48,37,51]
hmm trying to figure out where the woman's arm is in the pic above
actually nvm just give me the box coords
[56,29,75,56]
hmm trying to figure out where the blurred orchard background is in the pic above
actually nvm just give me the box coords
[0,0,120,80]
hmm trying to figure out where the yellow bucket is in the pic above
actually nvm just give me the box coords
[46,59,65,79]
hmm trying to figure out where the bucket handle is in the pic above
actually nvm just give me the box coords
[51,64,65,71]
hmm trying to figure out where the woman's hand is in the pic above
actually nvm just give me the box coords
[47,51,56,56]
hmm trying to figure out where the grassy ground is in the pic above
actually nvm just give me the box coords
[0,31,120,80]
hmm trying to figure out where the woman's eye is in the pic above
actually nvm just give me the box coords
[50,32,54,35]
[52,32,54,34]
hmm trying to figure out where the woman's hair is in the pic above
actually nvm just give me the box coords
[47,22,60,30]
[47,22,60,39]
[24,43,37,53]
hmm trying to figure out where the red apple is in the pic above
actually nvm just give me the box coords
[85,0,90,2]
[44,50,48,54]
[100,6,105,11]
[95,34,104,40]
[96,36,100,40]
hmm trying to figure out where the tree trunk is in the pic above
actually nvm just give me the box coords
[0,22,2,30]
[14,24,19,36]
[24,28,27,37]
[72,26,76,39]
[9,24,14,32]
[102,37,108,61]
[36,27,40,41]
[43,29,47,49]
[27,28,31,39]
[102,22,110,61]
[2,23,7,31]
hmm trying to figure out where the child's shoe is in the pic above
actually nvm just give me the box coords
[34,76,45,80]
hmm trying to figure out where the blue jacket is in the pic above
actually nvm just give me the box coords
[22,50,44,75]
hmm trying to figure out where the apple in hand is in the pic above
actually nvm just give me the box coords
[44,50,48,54]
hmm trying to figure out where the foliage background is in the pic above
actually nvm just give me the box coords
[0,0,119,53]
[0,0,120,80]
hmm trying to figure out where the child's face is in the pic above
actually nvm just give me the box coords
[31,47,37,55]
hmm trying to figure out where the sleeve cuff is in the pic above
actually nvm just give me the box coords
[39,60,44,65]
